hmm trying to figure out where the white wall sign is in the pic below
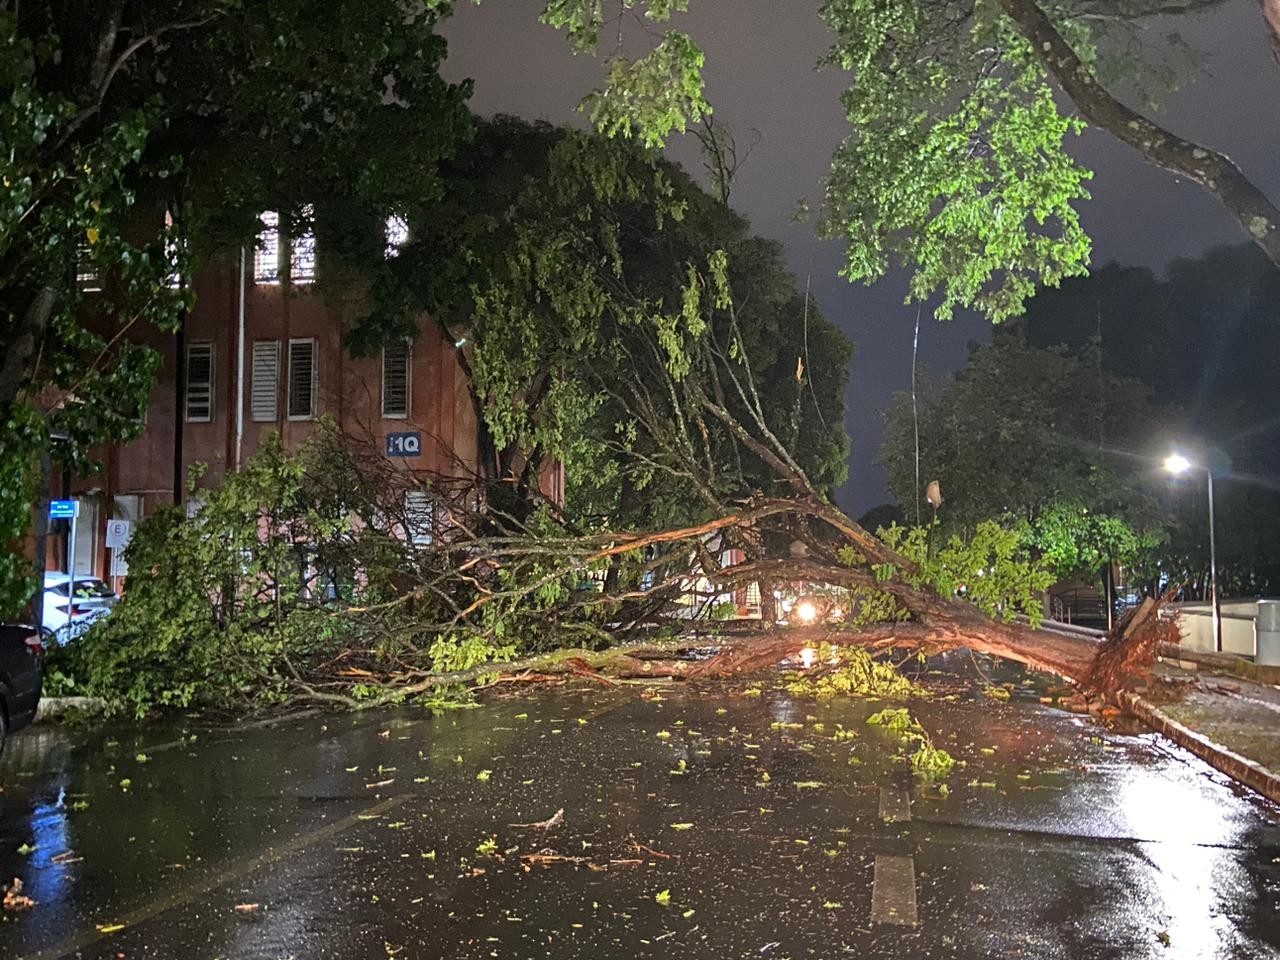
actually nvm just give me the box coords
[105,519,134,550]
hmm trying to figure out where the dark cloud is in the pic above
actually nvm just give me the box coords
[441,0,1280,514]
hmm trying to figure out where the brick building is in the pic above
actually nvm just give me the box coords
[49,212,544,591]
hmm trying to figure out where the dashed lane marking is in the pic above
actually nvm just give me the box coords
[871,853,919,926]
[879,784,911,822]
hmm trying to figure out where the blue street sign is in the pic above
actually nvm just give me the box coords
[49,499,79,519]
[385,432,422,458]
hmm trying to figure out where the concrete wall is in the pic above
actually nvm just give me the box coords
[1173,599,1260,655]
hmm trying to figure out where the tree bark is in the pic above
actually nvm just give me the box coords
[0,287,57,410]
[1000,0,1280,270]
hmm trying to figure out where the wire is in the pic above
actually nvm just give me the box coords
[802,263,828,433]
[911,303,922,527]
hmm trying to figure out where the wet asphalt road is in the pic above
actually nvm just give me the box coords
[1,656,1279,960]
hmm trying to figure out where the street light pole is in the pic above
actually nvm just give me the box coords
[1206,467,1221,654]
[1164,451,1222,654]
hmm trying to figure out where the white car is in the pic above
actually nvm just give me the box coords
[42,573,118,643]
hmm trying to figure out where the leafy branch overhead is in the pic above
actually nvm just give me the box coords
[535,0,1279,315]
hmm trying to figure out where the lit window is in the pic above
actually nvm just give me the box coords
[385,214,410,257]
[185,342,214,422]
[254,211,280,284]
[76,244,102,292]
[382,340,411,418]
[291,204,316,284]
[164,210,182,289]
[287,338,316,419]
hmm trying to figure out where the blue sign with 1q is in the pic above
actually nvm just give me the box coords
[49,499,79,519]
[385,432,422,458]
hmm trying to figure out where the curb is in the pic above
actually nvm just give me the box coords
[33,696,108,723]
[1118,690,1280,806]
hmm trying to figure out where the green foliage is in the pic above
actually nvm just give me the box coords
[867,707,955,781]
[581,33,709,148]
[878,326,1168,588]
[1028,501,1163,584]
[58,428,517,717]
[821,0,1093,322]
[877,519,1055,626]
[787,645,925,700]
[539,1,707,146]
[371,117,850,531]
[1023,246,1280,596]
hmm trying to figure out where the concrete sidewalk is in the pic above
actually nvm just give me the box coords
[1122,654,1280,804]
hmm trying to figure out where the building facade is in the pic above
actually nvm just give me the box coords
[49,213,496,591]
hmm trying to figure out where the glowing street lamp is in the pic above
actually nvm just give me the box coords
[1164,451,1221,653]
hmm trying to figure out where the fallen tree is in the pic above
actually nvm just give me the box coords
[57,144,1163,717]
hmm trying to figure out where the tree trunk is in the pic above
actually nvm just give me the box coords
[23,447,54,628]
[0,287,57,410]
[1000,0,1280,270]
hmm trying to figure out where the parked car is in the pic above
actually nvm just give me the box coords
[0,624,44,755]
[42,573,118,643]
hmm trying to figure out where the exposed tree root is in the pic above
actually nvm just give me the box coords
[1079,590,1182,698]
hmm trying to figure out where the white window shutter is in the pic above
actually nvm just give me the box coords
[405,490,433,545]
[250,341,280,422]
[185,342,214,422]
[382,340,411,418]
[287,339,316,419]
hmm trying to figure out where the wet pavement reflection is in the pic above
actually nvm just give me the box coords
[2,654,1279,959]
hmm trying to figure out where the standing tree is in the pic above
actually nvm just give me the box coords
[350,117,851,527]
[877,326,1169,585]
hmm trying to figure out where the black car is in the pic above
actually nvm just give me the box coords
[0,624,44,755]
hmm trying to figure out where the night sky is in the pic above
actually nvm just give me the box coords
[440,1,1280,515]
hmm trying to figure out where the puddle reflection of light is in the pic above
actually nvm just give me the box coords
[1119,771,1245,955]
[27,785,75,928]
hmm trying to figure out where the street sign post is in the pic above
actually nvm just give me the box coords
[106,518,133,583]
[48,500,79,519]
[385,432,422,458]
[49,499,80,628]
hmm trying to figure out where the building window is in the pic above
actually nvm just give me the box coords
[287,338,316,420]
[385,214,410,257]
[254,211,280,284]
[382,340,411,418]
[164,209,182,289]
[291,204,317,284]
[405,490,433,546]
[250,340,280,422]
[76,244,103,293]
[185,342,214,422]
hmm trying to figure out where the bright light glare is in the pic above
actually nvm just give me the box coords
[1164,452,1192,475]
[799,647,816,669]
[795,600,818,625]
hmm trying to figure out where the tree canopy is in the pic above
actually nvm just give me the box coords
[347,117,851,528]
[527,0,1279,308]
[1020,244,1280,595]
[877,326,1169,582]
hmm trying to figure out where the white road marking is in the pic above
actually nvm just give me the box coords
[879,784,911,822]
[871,853,919,926]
